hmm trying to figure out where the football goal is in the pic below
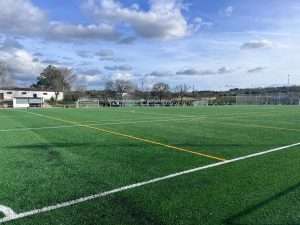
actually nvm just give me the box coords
[76,98,100,108]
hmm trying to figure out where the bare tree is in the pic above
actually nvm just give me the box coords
[0,62,15,88]
[115,79,136,98]
[137,76,151,101]
[105,81,114,92]
[152,82,170,103]
[175,84,189,105]
[74,84,87,92]
[105,79,136,99]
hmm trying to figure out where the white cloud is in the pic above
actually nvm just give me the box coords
[0,47,44,81]
[218,66,233,74]
[0,0,202,42]
[77,50,92,58]
[0,0,47,35]
[95,49,124,61]
[48,22,120,41]
[0,37,24,50]
[241,39,273,49]
[0,37,45,85]
[95,49,114,59]
[41,59,63,66]
[145,66,234,78]
[247,67,266,73]
[191,17,213,32]
[111,71,134,80]
[224,6,234,17]
[104,64,132,71]
[82,0,199,40]
[0,0,119,42]
[118,36,136,44]
[76,73,104,88]
[147,71,173,77]
[176,69,215,76]
[176,67,234,76]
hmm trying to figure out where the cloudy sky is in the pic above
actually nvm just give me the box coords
[0,0,300,90]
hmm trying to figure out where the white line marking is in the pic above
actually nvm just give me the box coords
[81,121,98,123]
[0,117,205,133]
[1,142,299,224]
[121,110,198,118]
[0,205,16,220]
[85,117,205,126]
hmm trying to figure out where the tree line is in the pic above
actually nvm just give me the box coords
[0,64,182,102]
[2,63,298,104]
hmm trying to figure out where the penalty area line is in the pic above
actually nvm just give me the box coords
[1,142,300,224]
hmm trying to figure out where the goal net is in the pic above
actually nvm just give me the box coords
[76,98,100,108]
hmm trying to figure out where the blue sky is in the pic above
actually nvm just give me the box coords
[0,0,300,90]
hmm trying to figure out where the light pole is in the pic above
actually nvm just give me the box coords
[288,74,291,104]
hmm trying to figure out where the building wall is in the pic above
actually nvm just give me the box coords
[0,90,64,101]
[13,98,44,108]
[13,98,29,108]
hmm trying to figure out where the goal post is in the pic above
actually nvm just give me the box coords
[76,98,100,108]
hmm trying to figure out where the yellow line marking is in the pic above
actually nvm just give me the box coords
[81,125,226,161]
[25,111,226,161]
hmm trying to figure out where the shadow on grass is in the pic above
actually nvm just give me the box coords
[4,142,172,161]
[5,142,145,150]
[6,142,237,149]
[224,181,300,225]
[4,143,143,163]
[110,195,165,225]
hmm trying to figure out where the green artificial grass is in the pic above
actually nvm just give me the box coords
[0,105,300,225]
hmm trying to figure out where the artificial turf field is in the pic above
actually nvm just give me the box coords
[1,106,300,225]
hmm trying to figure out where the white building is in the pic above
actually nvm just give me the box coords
[0,89,64,108]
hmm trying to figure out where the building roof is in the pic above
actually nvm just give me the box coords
[14,97,43,99]
[0,87,62,92]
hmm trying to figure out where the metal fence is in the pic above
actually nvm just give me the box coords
[235,95,300,105]
[74,95,300,108]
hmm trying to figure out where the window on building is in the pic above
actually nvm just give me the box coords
[6,92,12,94]
[43,93,48,95]
[22,92,27,95]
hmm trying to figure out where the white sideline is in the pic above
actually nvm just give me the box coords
[0,205,16,220]
[0,117,204,133]
[1,142,300,224]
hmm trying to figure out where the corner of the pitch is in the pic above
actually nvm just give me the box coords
[0,205,17,222]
